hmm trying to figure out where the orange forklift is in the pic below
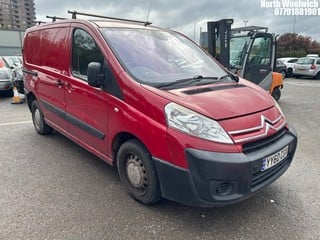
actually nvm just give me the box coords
[203,19,283,101]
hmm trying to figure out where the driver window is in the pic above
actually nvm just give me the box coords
[72,29,104,80]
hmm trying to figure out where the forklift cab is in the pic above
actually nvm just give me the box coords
[206,20,282,100]
[230,27,275,91]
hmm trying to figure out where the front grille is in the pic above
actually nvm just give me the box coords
[251,156,291,191]
[242,128,288,153]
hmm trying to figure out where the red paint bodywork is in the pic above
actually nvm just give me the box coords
[23,20,284,170]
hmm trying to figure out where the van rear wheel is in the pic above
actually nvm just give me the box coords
[31,100,53,134]
[117,139,161,205]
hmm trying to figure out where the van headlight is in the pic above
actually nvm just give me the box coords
[273,98,285,119]
[164,102,233,144]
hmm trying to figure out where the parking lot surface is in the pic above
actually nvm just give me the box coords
[0,78,319,240]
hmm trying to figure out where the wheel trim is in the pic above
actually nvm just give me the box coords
[34,108,41,130]
[125,154,148,193]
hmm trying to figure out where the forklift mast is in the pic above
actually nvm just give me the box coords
[207,19,233,69]
[204,19,282,101]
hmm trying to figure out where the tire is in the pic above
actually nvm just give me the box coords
[6,89,13,97]
[31,100,53,134]
[286,68,293,78]
[117,139,161,205]
[272,87,281,102]
[313,72,320,80]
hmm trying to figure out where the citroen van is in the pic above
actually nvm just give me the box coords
[23,14,297,207]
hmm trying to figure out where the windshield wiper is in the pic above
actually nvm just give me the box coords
[155,75,219,90]
[219,73,239,82]
[194,73,239,83]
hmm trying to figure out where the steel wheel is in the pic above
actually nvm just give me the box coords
[34,107,42,131]
[126,153,148,194]
[117,139,161,205]
[31,100,53,135]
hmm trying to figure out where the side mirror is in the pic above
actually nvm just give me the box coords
[87,62,104,88]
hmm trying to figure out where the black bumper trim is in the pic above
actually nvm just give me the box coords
[153,126,297,207]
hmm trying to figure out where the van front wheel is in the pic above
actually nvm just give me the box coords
[117,139,161,205]
[31,100,53,135]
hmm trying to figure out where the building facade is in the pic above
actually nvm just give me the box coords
[0,0,35,31]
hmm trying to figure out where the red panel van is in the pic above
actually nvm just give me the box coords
[23,16,297,207]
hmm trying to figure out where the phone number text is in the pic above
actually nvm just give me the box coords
[274,8,320,15]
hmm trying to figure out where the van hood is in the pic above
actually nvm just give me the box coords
[143,81,274,120]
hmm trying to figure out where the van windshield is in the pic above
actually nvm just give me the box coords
[101,28,228,88]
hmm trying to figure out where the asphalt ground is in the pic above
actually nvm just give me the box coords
[0,78,319,240]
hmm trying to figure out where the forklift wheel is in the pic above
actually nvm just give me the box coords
[272,87,281,102]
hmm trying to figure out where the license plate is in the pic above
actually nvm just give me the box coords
[261,145,289,171]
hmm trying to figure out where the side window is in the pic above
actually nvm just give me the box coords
[288,59,297,63]
[72,29,104,80]
[316,59,320,65]
[247,36,272,66]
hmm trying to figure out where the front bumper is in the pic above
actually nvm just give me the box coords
[153,126,297,207]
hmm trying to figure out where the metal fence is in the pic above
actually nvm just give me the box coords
[0,30,24,56]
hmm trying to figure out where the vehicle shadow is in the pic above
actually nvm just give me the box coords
[10,127,311,239]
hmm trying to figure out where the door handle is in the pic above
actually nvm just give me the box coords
[54,79,65,88]
[65,83,75,92]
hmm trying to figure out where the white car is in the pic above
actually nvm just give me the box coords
[293,57,320,79]
[277,57,298,77]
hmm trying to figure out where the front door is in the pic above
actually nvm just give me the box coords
[65,27,109,155]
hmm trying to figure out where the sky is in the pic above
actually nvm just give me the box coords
[33,0,320,42]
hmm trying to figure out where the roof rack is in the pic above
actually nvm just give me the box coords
[46,15,67,22]
[33,20,46,25]
[67,10,152,26]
